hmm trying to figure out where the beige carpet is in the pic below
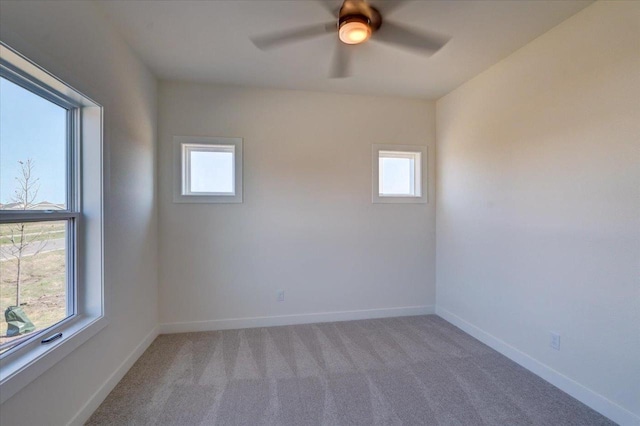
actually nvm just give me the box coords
[87,315,613,425]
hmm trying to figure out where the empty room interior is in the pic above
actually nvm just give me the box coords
[0,0,638,425]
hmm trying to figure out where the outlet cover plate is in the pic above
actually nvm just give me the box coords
[550,332,561,350]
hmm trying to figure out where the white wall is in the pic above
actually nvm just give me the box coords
[436,1,640,423]
[158,82,436,329]
[0,1,158,425]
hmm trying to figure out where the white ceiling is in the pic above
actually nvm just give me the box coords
[98,0,592,99]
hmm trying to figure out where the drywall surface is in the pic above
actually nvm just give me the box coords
[436,0,639,422]
[158,82,436,326]
[0,1,158,424]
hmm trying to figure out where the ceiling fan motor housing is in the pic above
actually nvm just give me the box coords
[339,15,372,44]
[338,0,383,30]
[337,1,382,45]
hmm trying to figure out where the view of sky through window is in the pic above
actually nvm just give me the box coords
[380,157,414,195]
[0,77,67,207]
[190,150,234,194]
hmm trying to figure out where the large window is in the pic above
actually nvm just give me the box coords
[0,43,104,403]
[0,77,76,355]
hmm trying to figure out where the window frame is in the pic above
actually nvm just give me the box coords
[182,144,236,196]
[372,144,428,204]
[0,70,80,332]
[173,136,243,204]
[379,150,421,197]
[0,42,105,404]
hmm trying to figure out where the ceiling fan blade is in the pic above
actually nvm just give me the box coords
[330,40,351,78]
[251,22,336,50]
[317,0,340,17]
[373,21,449,55]
[372,0,412,16]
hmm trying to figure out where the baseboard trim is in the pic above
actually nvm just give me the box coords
[436,307,640,426]
[159,305,435,334]
[67,326,159,426]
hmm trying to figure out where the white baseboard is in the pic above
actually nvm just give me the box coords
[436,307,640,426]
[67,326,159,426]
[159,305,435,334]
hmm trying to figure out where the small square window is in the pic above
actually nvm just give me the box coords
[183,145,235,195]
[174,136,243,203]
[379,151,421,197]
[372,144,427,204]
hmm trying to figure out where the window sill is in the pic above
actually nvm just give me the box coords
[0,314,108,403]
[372,196,428,204]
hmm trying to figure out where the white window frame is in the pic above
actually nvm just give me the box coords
[0,43,105,403]
[372,144,428,204]
[173,136,243,203]
[182,144,236,196]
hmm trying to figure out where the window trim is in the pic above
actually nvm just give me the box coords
[173,136,243,204]
[0,42,106,404]
[372,144,428,204]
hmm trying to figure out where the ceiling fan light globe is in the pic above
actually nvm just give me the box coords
[339,21,371,45]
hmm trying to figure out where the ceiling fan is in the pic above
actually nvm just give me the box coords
[251,0,449,78]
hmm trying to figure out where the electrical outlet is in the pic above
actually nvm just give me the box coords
[550,332,561,350]
[277,290,285,302]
